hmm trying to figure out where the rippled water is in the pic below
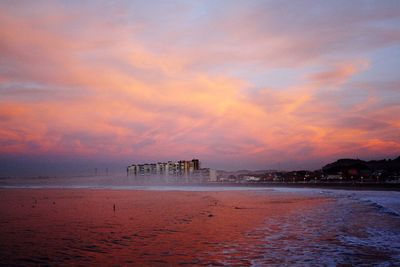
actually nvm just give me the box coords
[168,189,400,266]
[238,196,400,266]
[0,187,399,266]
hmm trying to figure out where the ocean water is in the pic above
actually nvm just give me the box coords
[0,180,399,266]
[235,189,400,266]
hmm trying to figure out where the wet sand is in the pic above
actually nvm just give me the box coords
[0,189,328,266]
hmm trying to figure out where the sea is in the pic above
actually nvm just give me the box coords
[0,176,399,266]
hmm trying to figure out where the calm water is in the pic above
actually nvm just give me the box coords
[0,181,399,266]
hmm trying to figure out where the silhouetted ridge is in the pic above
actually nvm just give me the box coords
[322,156,400,180]
[322,159,370,174]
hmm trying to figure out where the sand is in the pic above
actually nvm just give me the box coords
[0,189,328,266]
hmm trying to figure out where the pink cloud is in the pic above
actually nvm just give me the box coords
[0,1,399,171]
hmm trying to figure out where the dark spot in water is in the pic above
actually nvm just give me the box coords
[151,259,168,264]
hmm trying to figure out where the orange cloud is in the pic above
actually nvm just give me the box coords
[0,1,399,172]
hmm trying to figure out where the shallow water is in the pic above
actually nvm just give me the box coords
[0,187,399,266]
[250,194,400,266]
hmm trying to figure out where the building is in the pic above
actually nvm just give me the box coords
[127,159,213,182]
[192,159,200,170]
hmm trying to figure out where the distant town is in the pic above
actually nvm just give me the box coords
[127,156,400,186]
[127,159,217,182]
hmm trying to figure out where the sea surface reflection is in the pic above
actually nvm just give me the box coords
[0,186,399,266]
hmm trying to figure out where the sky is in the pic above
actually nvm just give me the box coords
[1,0,400,176]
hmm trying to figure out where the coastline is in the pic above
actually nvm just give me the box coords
[1,182,400,191]
[1,175,400,191]
[195,182,400,191]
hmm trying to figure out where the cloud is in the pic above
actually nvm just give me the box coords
[307,60,369,87]
[0,1,399,172]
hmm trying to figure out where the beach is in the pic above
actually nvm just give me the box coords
[1,188,399,266]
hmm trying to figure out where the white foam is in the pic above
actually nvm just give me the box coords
[319,189,400,217]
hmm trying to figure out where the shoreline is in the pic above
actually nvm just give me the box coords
[200,182,400,191]
[1,182,400,191]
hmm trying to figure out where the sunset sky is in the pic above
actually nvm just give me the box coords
[1,1,400,175]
